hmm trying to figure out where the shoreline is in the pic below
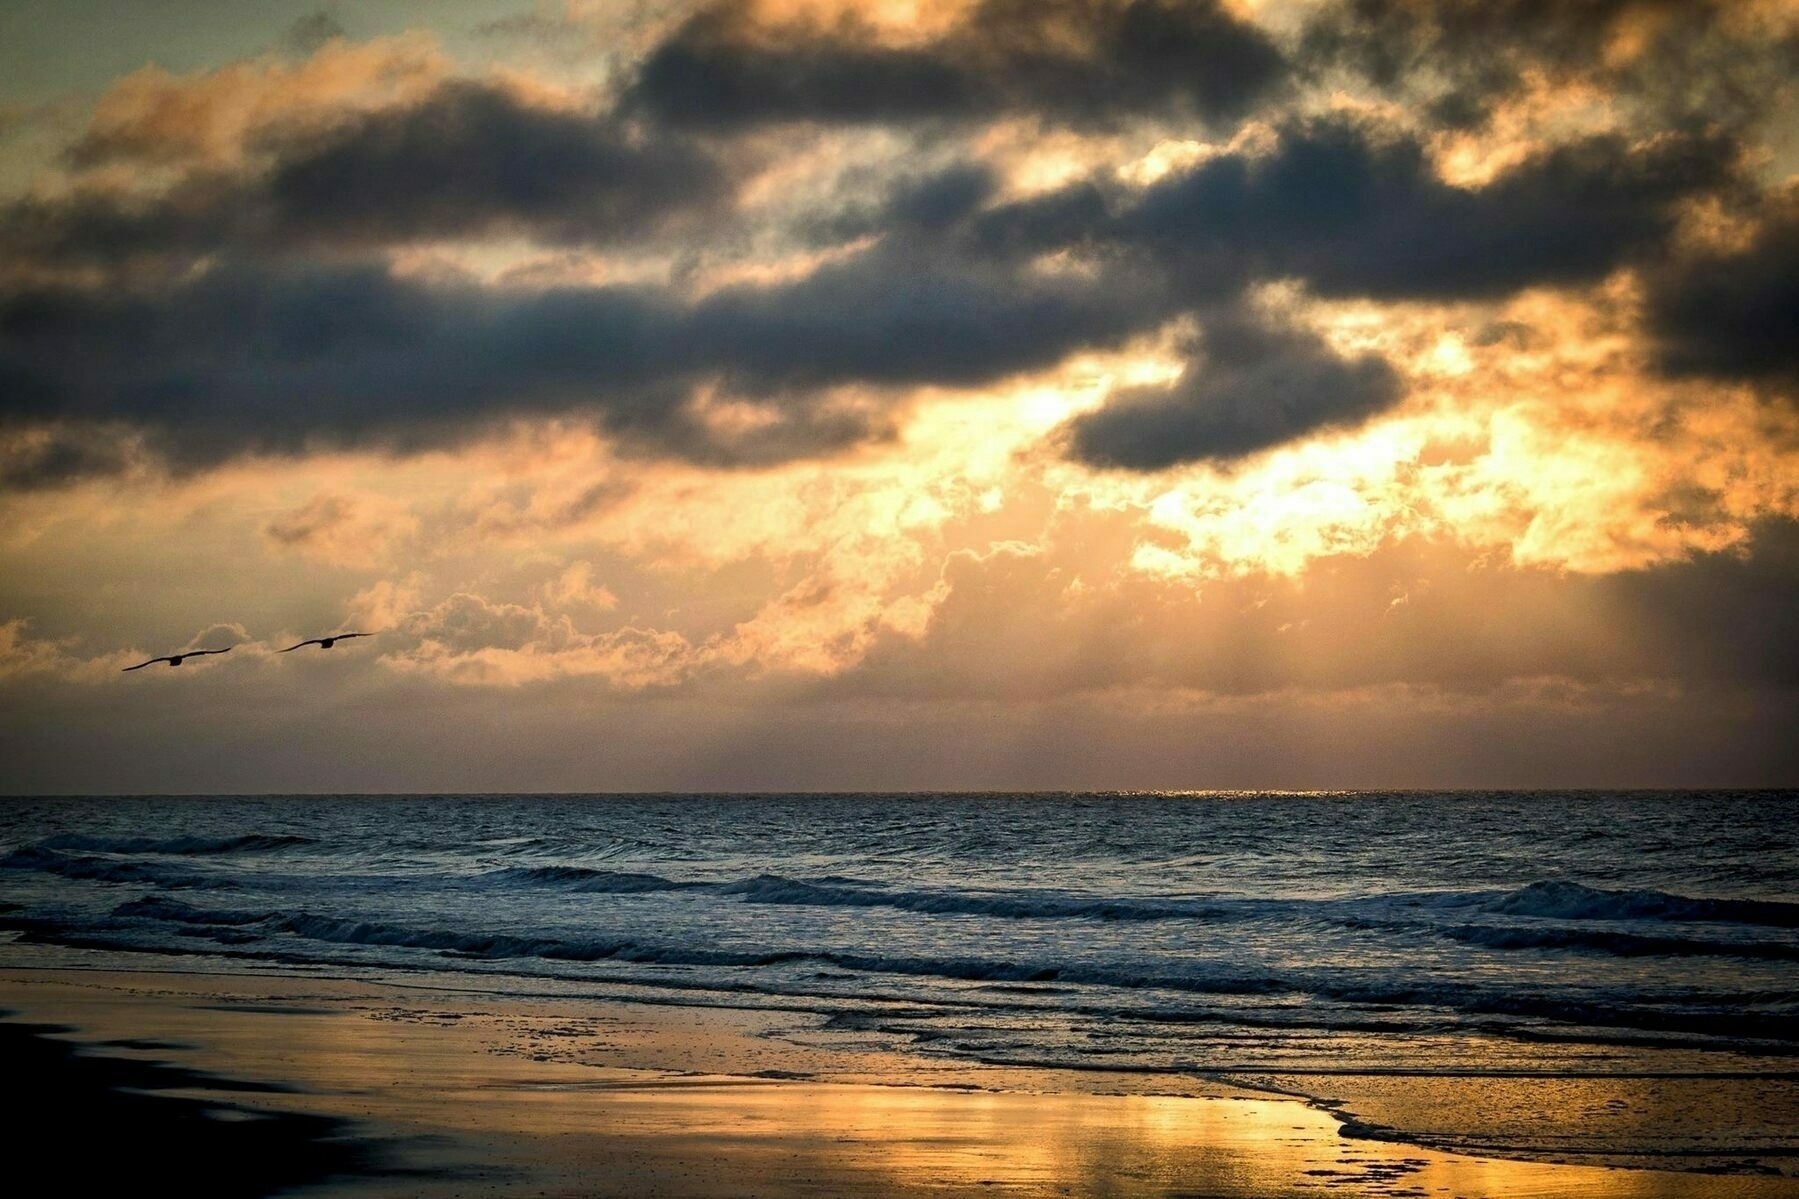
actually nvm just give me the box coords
[6,964,1796,1197]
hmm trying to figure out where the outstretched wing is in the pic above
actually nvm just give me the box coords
[193,646,232,657]
[339,632,374,639]
[280,639,322,652]
[122,656,167,672]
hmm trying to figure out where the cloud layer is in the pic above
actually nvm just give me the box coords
[1,0,1795,789]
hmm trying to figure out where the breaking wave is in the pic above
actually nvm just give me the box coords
[720,874,1227,921]
[492,865,700,893]
[1484,880,1799,928]
[0,846,230,889]
[49,893,1799,1045]
[39,833,314,856]
[502,866,1227,922]
[1441,922,1799,962]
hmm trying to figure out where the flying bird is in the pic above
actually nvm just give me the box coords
[280,632,376,653]
[122,646,233,671]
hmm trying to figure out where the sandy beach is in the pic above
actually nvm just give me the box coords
[6,966,1793,1199]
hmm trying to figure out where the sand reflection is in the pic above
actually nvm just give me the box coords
[558,1080,1790,1198]
[3,970,1793,1198]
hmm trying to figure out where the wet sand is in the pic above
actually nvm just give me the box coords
[4,966,1794,1198]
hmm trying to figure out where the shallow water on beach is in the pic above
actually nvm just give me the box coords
[3,791,1796,1170]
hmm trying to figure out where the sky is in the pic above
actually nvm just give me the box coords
[1,0,1796,793]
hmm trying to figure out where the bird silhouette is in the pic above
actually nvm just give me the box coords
[280,632,376,653]
[122,646,233,671]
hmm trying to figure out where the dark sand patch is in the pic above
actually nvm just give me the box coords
[2,1016,392,1197]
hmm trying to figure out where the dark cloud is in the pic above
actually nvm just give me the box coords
[2,186,222,271]
[1306,0,1682,93]
[1468,319,1539,350]
[1065,310,1402,469]
[0,425,135,491]
[930,117,1736,307]
[283,10,348,56]
[475,9,584,44]
[0,242,1156,475]
[1645,191,1799,388]
[627,0,1286,130]
[0,6,1768,489]
[678,248,1154,392]
[1302,0,1797,134]
[808,114,1734,323]
[796,162,1004,263]
[262,493,354,548]
[0,109,1742,483]
[1605,517,1799,688]
[952,118,1729,472]
[873,163,1000,234]
[11,82,725,270]
[261,82,723,247]
[1108,118,1737,301]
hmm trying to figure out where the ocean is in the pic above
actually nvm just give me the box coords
[3,791,1796,1162]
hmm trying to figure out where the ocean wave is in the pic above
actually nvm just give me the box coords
[112,896,271,926]
[89,895,1286,990]
[0,846,230,889]
[104,895,766,965]
[39,833,314,856]
[491,865,700,893]
[721,873,1225,921]
[17,892,1799,1046]
[1440,922,1799,962]
[1366,986,1799,1044]
[1485,880,1799,928]
[494,865,1227,921]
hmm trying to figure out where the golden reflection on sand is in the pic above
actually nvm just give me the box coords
[3,969,1793,1198]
